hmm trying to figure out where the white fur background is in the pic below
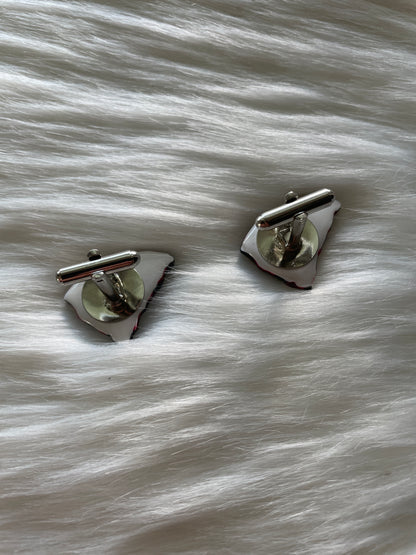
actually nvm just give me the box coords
[1,1,415,553]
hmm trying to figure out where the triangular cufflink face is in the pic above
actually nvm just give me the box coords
[59,251,174,341]
[241,189,340,289]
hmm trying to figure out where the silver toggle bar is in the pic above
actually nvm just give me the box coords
[56,250,140,284]
[255,188,335,229]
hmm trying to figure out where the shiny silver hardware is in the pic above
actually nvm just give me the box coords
[241,188,341,288]
[255,189,335,229]
[57,249,174,341]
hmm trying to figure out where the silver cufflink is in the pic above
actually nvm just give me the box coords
[241,188,341,288]
[56,249,174,341]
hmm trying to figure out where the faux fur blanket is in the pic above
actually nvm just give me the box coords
[1,1,415,553]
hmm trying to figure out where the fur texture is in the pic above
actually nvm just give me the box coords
[1,1,415,553]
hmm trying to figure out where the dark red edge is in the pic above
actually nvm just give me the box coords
[240,249,311,290]
[130,260,175,339]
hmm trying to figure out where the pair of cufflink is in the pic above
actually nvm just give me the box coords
[57,188,341,341]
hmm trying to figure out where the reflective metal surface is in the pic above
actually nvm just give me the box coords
[84,269,144,321]
[285,212,308,254]
[56,250,140,284]
[255,188,334,229]
[257,218,318,269]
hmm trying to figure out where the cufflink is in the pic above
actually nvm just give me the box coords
[241,188,341,289]
[56,249,174,341]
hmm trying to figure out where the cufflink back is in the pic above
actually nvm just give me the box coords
[241,188,340,289]
[57,249,174,341]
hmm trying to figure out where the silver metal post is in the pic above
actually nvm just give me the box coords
[286,212,308,252]
[91,271,122,301]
